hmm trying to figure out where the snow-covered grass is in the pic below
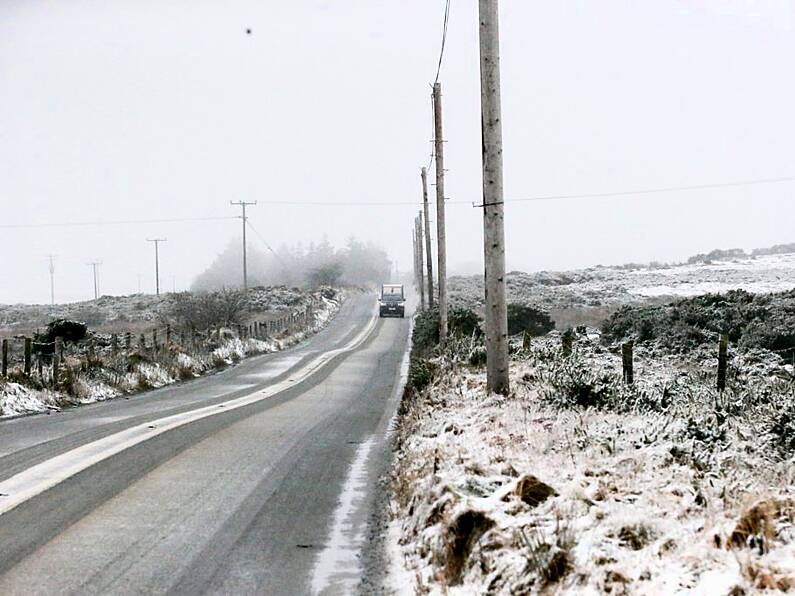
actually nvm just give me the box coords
[449,252,795,319]
[0,290,343,418]
[388,332,795,594]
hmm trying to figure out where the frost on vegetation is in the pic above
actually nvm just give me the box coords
[0,288,342,417]
[0,381,61,417]
[389,329,795,594]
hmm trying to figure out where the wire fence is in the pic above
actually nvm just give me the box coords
[0,301,318,388]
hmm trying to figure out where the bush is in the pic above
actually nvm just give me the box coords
[602,289,795,356]
[407,357,436,393]
[539,356,619,409]
[169,289,246,331]
[507,304,555,337]
[34,319,88,354]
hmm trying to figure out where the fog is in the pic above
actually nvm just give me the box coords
[2,1,795,304]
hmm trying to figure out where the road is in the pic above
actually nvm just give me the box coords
[0,292,410,595]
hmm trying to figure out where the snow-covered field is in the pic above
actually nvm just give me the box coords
[0,290,342,418]
[388,329,795,594]
[450,253,795,315]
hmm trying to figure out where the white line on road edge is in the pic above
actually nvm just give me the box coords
[310,315,414,595]
[310,437,376,595]
[0,311,379,518]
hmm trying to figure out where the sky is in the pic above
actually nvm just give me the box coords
[2,0,795,304]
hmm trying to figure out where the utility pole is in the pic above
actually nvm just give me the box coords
[230,201,257,291]
[433,82,448,344]
[421,167,435,308]
[47,254,56,306]
[479,0,509,395]
[87,262,101,300]
[411,225,418,294]
[146,238,167,296]
[416,213,426,310]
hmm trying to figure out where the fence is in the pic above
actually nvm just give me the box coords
[544,331,734,392]
[0,301,317,388]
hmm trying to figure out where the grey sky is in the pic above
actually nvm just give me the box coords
[2,1,794,304]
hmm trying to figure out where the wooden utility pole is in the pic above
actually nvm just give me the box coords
[411,226,418,296]
[87,262,101,300]
[146,238,166,296]
[416,213,426,310]
[433,82,448,344]
[479,0,509,395]
[421,167,434,308]
[230,201,257,291]
[47,254,56,306]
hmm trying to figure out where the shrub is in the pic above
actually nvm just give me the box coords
[539,356,619,409]
[507,303,555,337]
[34,319,88,355]
[407,357,435,392]
[169,289,246,331]
[602,289,795,356]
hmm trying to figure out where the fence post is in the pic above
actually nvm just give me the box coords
[53,337,62,385]
[522,331,531,351]
[111,334,119,356]
[139,333,146,351]
[717,334,729,392]
[166,324,172,345]
[2,339,7,377]
[622,341,634,385]
[24,338,32,376]
[562,330,573,357]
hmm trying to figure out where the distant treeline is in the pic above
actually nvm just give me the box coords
[192,237,391,291]
[687,243,795,265]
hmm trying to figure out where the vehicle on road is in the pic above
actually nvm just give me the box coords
[378,284,405,318]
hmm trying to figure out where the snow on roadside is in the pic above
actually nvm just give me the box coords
[388,352,795,594]
[0,289,343,418]
[0,382,61,417]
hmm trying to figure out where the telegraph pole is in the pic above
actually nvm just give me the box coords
[146,238,167,296]
[411,226,417,294]
[479,0,509,395]
[87,262,101,300]
[421,167,434,308]
[433,82,448,344]
[230,201,257,290]
[47,254,56,306]
[416,213,426,310]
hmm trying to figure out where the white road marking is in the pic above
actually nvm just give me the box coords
[310,437,376,595]
[0,312,378,518]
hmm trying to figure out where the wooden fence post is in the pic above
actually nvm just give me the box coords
[622,341,634,385]
[166,324,172,345]
[152,330,158,353]
[139,333,146,351]
[111,334,119,356]
[562,330,573,357]
[717,334,729,392]
[53,337,62,385]
[125,332,132,350]
[2,339,7,377]
[24,338,32,376]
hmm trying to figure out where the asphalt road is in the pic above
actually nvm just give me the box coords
[0,292,410,595]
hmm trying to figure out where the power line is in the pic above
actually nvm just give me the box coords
[0,215,237,230]
[433,0,451,85]
[245,220,291,275]
[250,174,795,208]
[496,175,795,205]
